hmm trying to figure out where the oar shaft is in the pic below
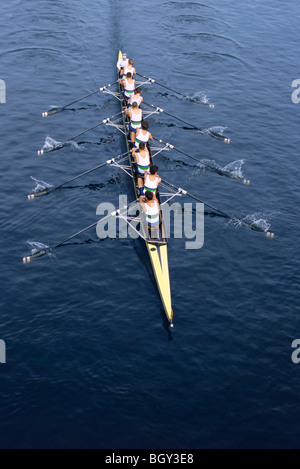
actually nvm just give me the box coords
[52,163,108,191]
[62,111,123,144]
[38,111,124,155]
[161,179,274,236]
[62,121,104,144]
[144,102,230,143]
[28,152,131,200]
[137,73,185,97]
[42,81,119,116]
[153,137,202,165]
[52,221,99,250]
[60,81,118,110]
[153,137,244,183]
[137,73,214,108]
[61,90,101,110]
[52,207,127,249]
[144,102,200,130]
[53,151,129,190]
[161,179,229,218]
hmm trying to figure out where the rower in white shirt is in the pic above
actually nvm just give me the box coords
[119,72,136,103]
[126,102,143,145]
[128,88,143,109]
[123,59,136,79]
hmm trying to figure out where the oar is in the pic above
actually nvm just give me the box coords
[42,81,119,117]
[28,152,130,200]
[143,101,230,143]
[23,221,101,264]
[153,137,250,185]
[161,179,275,238]
[37,111,124,155]
[137,73,214,108]
[22,204,132,264]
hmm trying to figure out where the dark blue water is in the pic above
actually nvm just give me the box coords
[1,0,299,449]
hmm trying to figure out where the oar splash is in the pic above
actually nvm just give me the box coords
[143,102,230,143]
[28,152,130,200]
[37,111,124,156]
[160,179,274,238]
[137,73,215,108]
[22,204,133,264]
[153,137,250,184]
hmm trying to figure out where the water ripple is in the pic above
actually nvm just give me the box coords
[174,32,241,48]
[163,1,217,11]
[0,47,73,63]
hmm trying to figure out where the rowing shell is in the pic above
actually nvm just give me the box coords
[118,51,173,325]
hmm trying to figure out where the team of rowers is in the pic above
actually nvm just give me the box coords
[117,53,161,233]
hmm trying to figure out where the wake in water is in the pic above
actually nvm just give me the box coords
[199,126,227,136]
[26,241,55,259]
[228,212,272,233]
[41,136,83,153]
[195,158,246,181]
[181,91,214,107]
[221,160,245,180]
[31,177,53,194]
[196,126,230,142]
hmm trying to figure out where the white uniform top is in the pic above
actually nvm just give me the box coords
[145,201,160,225]
[130,108,143,129]
[124,78,135,98]
[145,175,159,192]
[130,94,143,107]
[123,65,136,76]
[135,130,150,148]
[136,150,150,175]
[117,58,129,70]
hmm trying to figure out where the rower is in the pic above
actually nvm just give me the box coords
[142,191,160,236]
[144,165,161,196]
[123,59,136,79]
[117,52,129,76]
[126,102,143,145]
[128,87,143,109]
[119,72,136,103]
[135,121,153,148]
[132,143,151,200]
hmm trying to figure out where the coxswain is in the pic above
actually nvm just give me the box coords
[126,102,143,145]
[117,53,129,76]
[135,121,153,148]
[119,72,136,103]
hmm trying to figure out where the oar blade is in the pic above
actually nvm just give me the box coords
[22,250,47,264]
[208,130,231,144]
[37,147,57,156]
[27,189,50,201]
[42,108,61,118]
